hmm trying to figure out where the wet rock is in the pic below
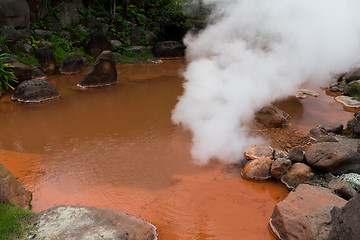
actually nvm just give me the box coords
[288,146,304,163]
[33,205,158,240]
[339,173,360,191]
[153,41,183,58]
[281,163,315,189]
[34,47,56,75]
[269,184,347,240]
[335,95,360,108]
[309,127,327,140]
[305,142,360,175]
[328,176,357,200]
[59,3,79,28]
[294,88,319,99]
[10,60,34,84]
[241,157,273,181]
[12,79,60,103]
[60,54,84,74]
[328,193,360,240]
[347,111,360,134]
[83,32,112,58]
[342,67,360,84]
[244,144,274,160]
[34,29,52,38]
[319,123,343,134]
[32,67,45,79]
[78,51,117,88]
[145,30,158,46]
[0,162,31,208]
[0,0,30,28]
[131,24,142,45]
[270,158,292,179]
[255,105,288,128]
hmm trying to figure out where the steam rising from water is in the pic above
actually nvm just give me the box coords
[172,0,360,164]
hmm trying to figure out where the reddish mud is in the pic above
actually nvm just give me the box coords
[0,60,354,239]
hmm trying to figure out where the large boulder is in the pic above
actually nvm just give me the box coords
[255,105,288,128]
[59,3,79,28]
[0,28,30,43]
[77,51,117,88]
[153,41,183,58]
[347,111,360,134]
[0,0,30,28]
[281,163,315,189]
[269,184,347,240]
[305,142,360,175]
[241,157,273,181]
[83,32,112,58]
[342,67,360,84]
[12,79,60,103]
[60,54,84,74]
[33,205,158,240]
[0,162,31,208]
[328,194,360,240]
[34,47,56,75]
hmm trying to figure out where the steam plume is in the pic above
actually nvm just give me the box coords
[172,0,360,164]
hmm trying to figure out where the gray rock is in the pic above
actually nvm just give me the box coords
[342,67,360,84]
[309,127,327,140]
[335,95,360,108]
[145,30,158,46]
[59,3,79,28]
[288,146,304,163]
[328,176,357,200]
[153,41,183,58]
[339,173,360,191]
[111,39,122,48]
[127,46,152,56]
[305,142,360,175]
[294,88,320,99]
[241,157,273,181]
[328,194,360,240]
[9,60,35,84]
[12,79,60,103]
[77,51,117,88]
[33,205,158,240]
[269,184,347,240]
[319,123,344,134]
[0,28,23,42]
[37,41,54,49]
[34,47,56,75]
[281,163,315,189]
[347,111,360,134]
[15,41,33,54]
[0,0,30,28]
[274,149,288,159]
[34,29,52,38]
[83,32,112,58]
[86,13,101,30]
[329,73,346,92]
[131,24,142,45]
[270,158,292,179]
[60,54,84,74]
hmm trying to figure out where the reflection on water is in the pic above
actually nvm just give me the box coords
[0,60,354,240]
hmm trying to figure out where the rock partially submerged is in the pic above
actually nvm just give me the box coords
[12,79,60,103]
[269,184,347,240]
[153,41,183,58]
[255,105,288,128]
[0,162,31,208]
[335,95,360,108]
[60,54,84,74]
[294,88,319,99]
[33,205,158,240]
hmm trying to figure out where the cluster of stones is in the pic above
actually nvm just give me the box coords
[243,114,360,240]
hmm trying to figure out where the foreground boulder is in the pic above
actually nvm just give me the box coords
[12,79,60,103]
[0,0,30,28]
[60,54,84,74]
[269,184,347,240]
[78,51,117,88]
[33,205,158,240]
[305,142,360,175]
[0,163,31,208]
[153,41,183,58]
[241,157,272,180]
[255,105,288,128]
[34,47,56,75]
[328,194,360,240]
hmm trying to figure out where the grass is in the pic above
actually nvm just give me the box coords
[345,81,360,100]
[17,55,39,68]
[118,50,154,63]
[0,204,36,240]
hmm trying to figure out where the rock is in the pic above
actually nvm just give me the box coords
[60,54,84,74]
[329,73,346,92]
[244,144,274,160]
[347,111,360,134]
[270,158,292,179]
[319,123,344,134]
[10,60,34,83]
[281,163,315,189]
[339,173,360,191]
[274,149,288,159]
[0,0,30,28]
[111,40,122,49]
[344,79,360,99]
[34,47,56,75]
[145,30,158,46]
[131,24,142,45]
[305,142,360,175]
[77,24,87,35]
[342,67,360,84]
[59,31,71,40]
[328,176,357,200]
[15,41,33,54]
[328,194,360,240]
[50,16,62,32]
[32,67,45,79]
[12,79,60,103]
[309,127,327,140]
[127,46,152,56]
[153,41,183,58]
[83,32,112,58]
[314,135,338,143]
[288,146,304,163]
[335,95,360,108]
[59,3,79,28]
[269,184,347,240]
[86,13,101,30]
[255,105,288,128]
[34,29,52,38]
[33,205,158,240]
[77,51,117,88]
[294,88,320,99]
[0,28,23,42]
[241,157,273,181]
[37,41,54,49]
[71,40,82,48]
[0,162,31,208]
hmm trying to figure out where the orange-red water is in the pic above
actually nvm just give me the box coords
[0,60,355,239]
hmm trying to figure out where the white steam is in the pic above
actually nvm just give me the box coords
[172,0,360,164]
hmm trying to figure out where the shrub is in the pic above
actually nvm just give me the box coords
[0,53,18,92]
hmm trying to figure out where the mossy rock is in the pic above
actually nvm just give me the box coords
[344,80,360,100]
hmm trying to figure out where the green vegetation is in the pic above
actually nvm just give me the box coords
[17,54,39,68]
[0,54,18,92]
[118,50,154,63]
[0,204,36,240]
[345,81,360,100]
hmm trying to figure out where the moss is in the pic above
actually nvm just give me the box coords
[0,204,36,240]
[344,81,360,100]
[17,55,39,68]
